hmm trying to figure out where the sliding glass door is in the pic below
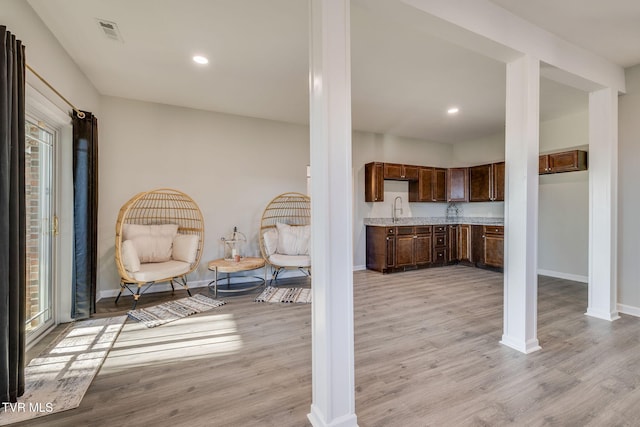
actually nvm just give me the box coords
[25,118,56,341]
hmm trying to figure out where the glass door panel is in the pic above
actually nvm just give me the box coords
[25,119,55,339]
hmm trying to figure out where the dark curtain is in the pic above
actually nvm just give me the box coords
[72,111,98,319]
[0,25,26,404]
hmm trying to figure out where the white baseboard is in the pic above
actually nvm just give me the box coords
[617,303,640,318]
[537,269,588,284]
[353,265,366,271]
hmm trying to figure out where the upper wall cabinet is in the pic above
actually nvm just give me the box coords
[447,167,469,202]
[383,163,419,180]
[469,162,504,202]
[539,150,588,175]
[365,162,384,202]
[409,167,447,202]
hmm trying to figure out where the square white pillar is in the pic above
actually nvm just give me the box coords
[501,55,541,354]
[308,1,358,426]
[586,88,620,321]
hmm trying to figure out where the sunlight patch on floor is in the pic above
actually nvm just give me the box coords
[101,313,243,372]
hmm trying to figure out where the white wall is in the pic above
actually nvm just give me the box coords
[538,111,589,281]
[1,0,100,114]
[618,64,640,313]
[97,96,309,295]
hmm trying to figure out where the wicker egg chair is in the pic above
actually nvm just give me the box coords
[259,192,311,284]
[114,188,205,308]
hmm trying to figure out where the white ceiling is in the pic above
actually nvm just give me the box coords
[27,0,635,144]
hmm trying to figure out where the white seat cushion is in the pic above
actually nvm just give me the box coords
[130,260,191,282]
[268,253,311,268]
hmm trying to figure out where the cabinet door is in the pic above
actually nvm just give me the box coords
[469,164,491,202]
[471,225,485,264]
[549,150,587,173]
[539,155,550,174]
[492,162,505,201]
[395,235,415,267]
[448,168,469,202]
[365,162,384,202]
[484,235,504,267]
[458,224,471,262]
[383,163,404,179]
[415,235,432,265]
[433,168,447,202]
[448,226,458,262]
[385,235,396,268]
[417,167,434,201]
[403,165,420,181]
[484,226,504,268]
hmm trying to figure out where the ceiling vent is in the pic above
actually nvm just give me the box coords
[96,18,124,42]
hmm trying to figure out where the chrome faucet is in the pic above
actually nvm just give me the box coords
[392,196,403,223]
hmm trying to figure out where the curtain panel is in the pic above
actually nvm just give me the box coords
[72,111,98,319]
[0,25,27,404]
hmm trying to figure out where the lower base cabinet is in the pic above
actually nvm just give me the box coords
[483,226,504,268]
[366,224,503,273]
[366,226,433,273]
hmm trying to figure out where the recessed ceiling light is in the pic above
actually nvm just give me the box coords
[193,55,209,65]
[447,107,459,115]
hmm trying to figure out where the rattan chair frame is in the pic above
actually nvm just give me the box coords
[259,192,311,283]
[114,188,205,307]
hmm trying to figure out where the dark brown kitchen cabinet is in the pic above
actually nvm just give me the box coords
[539,150,588,174]
[448,225,458,263]
[366,226,432,273]
[492,162,505,201]
[396,226,432,267]
[447,167,469,202]
[409,167,447,202]
[471,225,485,265]
[457,224,471,263]
[432,225,448,265]
[366,226,395,271]
[469,162,504,202]
[484,225,504,268]
[365,162,384,202]
[383,163,419,180]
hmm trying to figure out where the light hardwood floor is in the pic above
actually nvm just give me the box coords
[17,266,640,426]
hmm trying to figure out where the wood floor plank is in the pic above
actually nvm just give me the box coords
[14,266,640,426]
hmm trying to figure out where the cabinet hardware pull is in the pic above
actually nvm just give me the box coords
[413,235,417,239]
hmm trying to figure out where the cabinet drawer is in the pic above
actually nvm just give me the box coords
[433,225,447,233]
[397,226,414,235]
[484,225,504,236]
[433,248,447,263]
[415,226,432,235]
[434,234,447,247]
[386,227,396,235]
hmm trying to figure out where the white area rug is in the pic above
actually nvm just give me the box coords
[127,294,226,328]
[0,316,126,425]
[255,286,312,304]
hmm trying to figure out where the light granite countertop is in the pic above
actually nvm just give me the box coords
[364,216,504,226]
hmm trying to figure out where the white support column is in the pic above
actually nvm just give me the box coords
[501,55,542,354]
[586,88,620,321]
[308,1,358,426]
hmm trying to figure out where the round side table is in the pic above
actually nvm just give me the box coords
[207,257,266,297]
